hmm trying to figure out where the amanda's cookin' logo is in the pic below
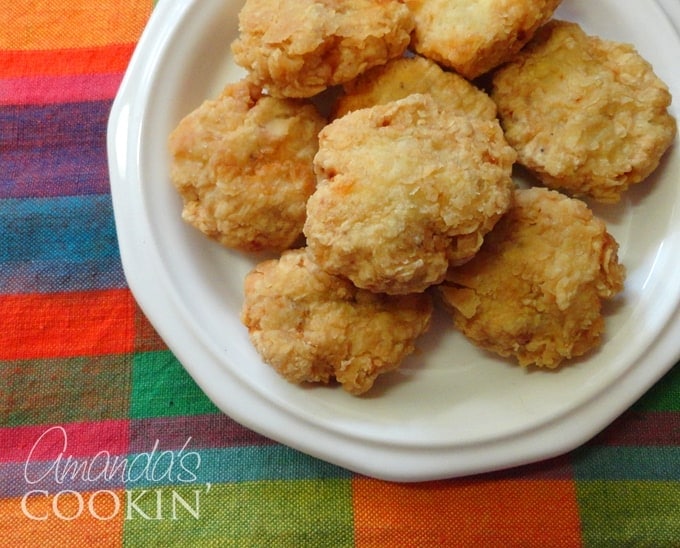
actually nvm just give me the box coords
[21,426,211,521]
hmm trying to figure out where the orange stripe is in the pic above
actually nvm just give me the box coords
[0,290,136,360]
[0,0,153,50]
[353,478,582,547]
[0,44,136,78]
[0,491,125,543]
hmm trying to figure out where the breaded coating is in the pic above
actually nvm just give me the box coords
[440,188,626,368]
[332,54,497,120]
[492,20,677,203]
[241,249,433,395]
[405,0,561,79]
[168,80,326,252]
[231,0,414,98]
[304,94,516,295]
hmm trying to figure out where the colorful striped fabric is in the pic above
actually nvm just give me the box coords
[1,2,679,546]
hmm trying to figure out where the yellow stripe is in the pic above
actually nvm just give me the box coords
[0,0,153,50]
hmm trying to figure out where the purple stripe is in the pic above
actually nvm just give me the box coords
[0,461,126,498]
[0,257,126,293]
[586,410,680,446]
[483,453,574,481]
[129,415,275,454]
[0,101,111,199]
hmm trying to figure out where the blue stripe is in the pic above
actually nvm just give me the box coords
[573,446,680,481]
[126,446,352,487]
[0,194,123,292]
[0,446,350,497]
[0,194,118,263]
[0,257,126,293]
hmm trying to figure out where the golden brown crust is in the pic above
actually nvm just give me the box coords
[168,79,326,252]
[332,54,497,120]
[405,0,562,79]
[491,20,677,202]
[304,94,516,295]
[241,249,433,395]
[231,0,414,98]
[440,187,626,367]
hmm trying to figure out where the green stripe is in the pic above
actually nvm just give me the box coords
[0,354,131,426]
[577,480,680,547]
[130,351,219,419]
[632,364,680,411]
[123,479,354,547]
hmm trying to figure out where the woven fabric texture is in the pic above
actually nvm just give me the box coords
[1,2,679,546]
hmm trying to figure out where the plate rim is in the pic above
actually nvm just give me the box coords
[108,0,680,481]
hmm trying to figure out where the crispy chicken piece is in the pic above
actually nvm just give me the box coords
[304,93,515,295]
[332,54,497,120]
[241,249,433,395]
[492,20,676,203]
[440,187,626,367]
[168,79,325,252]
[231,0,414,98]
[405,0,561,79]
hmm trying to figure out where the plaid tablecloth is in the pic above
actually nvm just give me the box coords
[2,1,679,546]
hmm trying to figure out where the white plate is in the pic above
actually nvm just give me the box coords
[108,0,680,481]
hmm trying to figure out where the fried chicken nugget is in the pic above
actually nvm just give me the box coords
[231,0,414,98]
[440,187,626,368]
[405,0,561,80]
[304,94,516,295]
[332,54,497,120]
[241,248,433,395]
[492,20,677,203]
[168,79,325,252]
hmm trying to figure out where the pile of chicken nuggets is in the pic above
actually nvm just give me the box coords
[168,0,676,395]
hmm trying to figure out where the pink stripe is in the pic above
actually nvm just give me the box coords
[0,421,129,463]
[0,72,122,105]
